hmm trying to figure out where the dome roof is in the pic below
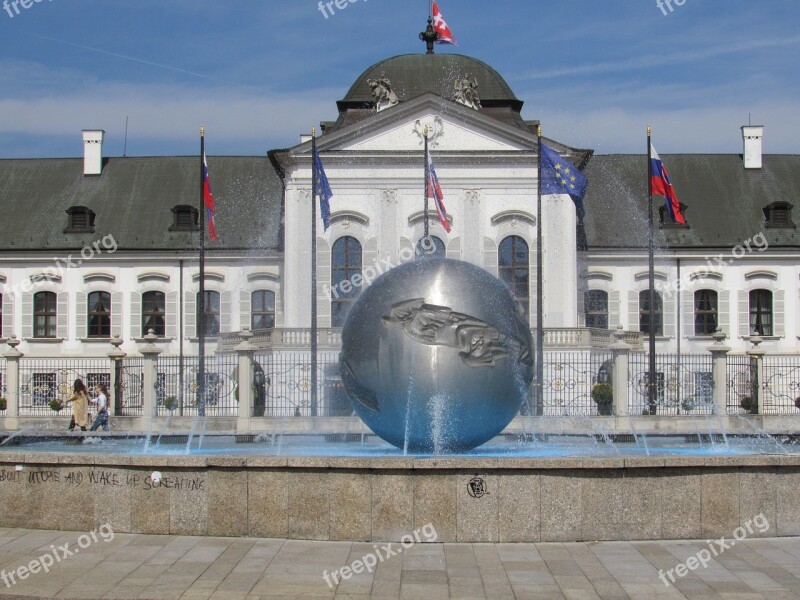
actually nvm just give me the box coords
[340,54,521,107]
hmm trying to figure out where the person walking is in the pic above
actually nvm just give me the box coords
[90,383,110,432]
[66,379,90,431]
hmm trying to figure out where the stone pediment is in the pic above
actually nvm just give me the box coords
[305,95,536,155]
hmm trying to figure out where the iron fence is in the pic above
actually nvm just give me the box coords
[535,351,613,416]
[628,353,714,416]
[727,354,756,415]
[18,358,111,417]
[117,357,144,416]
[254,351,346,417]
[761,355,800,415]
[155,355,238,417]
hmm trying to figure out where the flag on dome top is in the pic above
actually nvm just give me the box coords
[540,142,589,219]
[202,151,218,241]
[432,2,457,45]
[649,143,686,225]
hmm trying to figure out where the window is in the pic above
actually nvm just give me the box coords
[763,202,795,229]
[33,292,57,338]
[197,290,220,336]
[251,290,276,330]
[331,236,362,327]
[64,206,96,233]
[694,290,718,336]
[584,290,609,329]
[658,203,689,227]
[639,290,663,336]
[416,236,446,258]
[499,236,530,317]
[87,291,111,338]
[170,206,199,231]
[749,289,772,336]
[142,291,166,337]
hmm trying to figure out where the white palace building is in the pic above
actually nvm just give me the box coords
[0,49,798,422]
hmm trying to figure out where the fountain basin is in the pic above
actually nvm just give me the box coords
[1,450,798,542]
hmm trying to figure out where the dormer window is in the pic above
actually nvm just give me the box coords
[65,206,96,233]
[170,205,199,232]
[763,202,795,229]
[658,203,689,228]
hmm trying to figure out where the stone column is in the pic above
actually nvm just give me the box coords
[107,337,126,418]
[139,330,163,426]
[235,329,257,432]
[708,329,731,417]
[3,336,22,429]
[746,334,766,415]
[610,326,630,417]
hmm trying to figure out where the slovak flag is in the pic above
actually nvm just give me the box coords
[427,153,452,233]
[432,2,457,45]
[202,151,218,241]
[650,144,686,225]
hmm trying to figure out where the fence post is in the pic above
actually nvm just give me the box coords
[708,329,731,417]
[139,330,163,425]
[611,326,630,417]
[746,334,765,415]
[107,337,126,419]
[235,329,257,432]
[3,336,22,427]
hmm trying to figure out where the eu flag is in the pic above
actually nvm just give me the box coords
[313,146,332,230]
[540,142,589,219]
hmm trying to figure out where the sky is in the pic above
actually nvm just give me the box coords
[0,0,798,158]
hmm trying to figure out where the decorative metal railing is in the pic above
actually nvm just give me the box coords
[155,355,238,417]
[0,357,6,416]
[18,358,111,417]
[727,354,756,415]
[761,355,800,415]
[628,353,714,415]
[535,351,613,416]
[117,357,144,416]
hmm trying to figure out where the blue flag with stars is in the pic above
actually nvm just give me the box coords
[540,142,588,219]
[313,145,332,230]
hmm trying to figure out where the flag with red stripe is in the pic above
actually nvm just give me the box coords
[426,151,452,233]
[202,151,218,240]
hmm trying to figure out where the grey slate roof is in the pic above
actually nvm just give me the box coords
[582,154,800,250]
[0,156,283,252]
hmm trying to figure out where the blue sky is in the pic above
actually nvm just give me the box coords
[0,0,798,158]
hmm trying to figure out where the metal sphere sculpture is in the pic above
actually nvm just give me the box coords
[340,258,534,453]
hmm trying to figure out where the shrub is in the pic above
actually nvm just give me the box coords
[49,399,64,412]
[591,383,614,416]
[164,396,178,412]
[795,396,800,410]
[740,396,756,413]
[0,398,6,411]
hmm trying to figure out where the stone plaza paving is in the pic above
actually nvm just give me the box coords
[0,528,798,599]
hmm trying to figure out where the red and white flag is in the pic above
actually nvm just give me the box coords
[432,2,457,45]
[426,152,452,233]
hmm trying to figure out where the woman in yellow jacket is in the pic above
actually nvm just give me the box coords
[66,379,90,431]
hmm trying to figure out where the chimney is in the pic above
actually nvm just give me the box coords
[741,125,763,170]
[82,129,105,176]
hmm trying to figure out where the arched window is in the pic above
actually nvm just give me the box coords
[416,235,446,258]
[197,291,220,336]
[499,236,529,317]
[584,290,609,329]
[639,290,663,336]
[694,290,718,336]
[142,291,166,337]
[749,289,772,336]
[87,291,111,338]
[331,236,362,327]
[33,291,57,338]
[252,290,276,330]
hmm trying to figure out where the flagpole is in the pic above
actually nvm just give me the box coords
[423,126,430,242]
[647,126,657,415]
[310,127,319,417]
[535,125,544,416]
[198,126,206,417]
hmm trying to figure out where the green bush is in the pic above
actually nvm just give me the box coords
[164,396,178,412]
[795,396,800,410]
[740,396,756,413]
[0,398,6,411]
[591,383,614,416]
[49,399,64,412]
